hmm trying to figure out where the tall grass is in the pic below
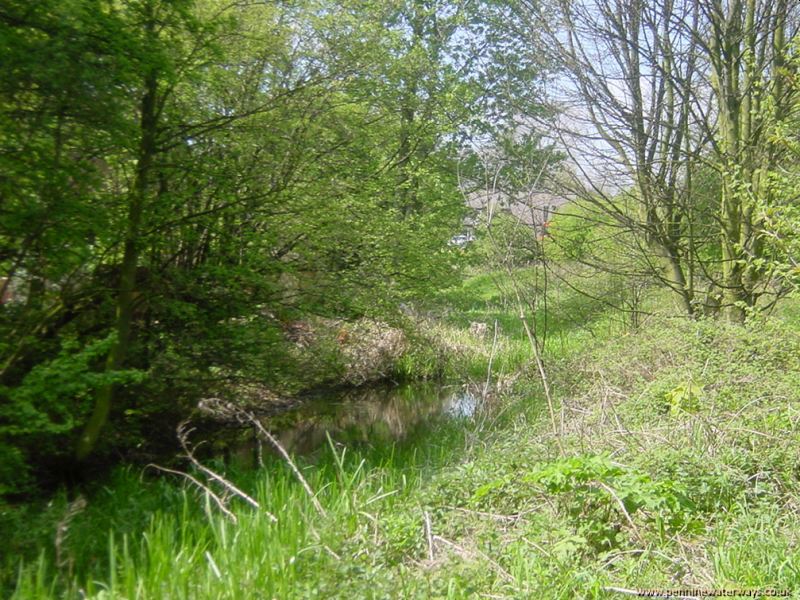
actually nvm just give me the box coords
[9,269,799,598]
[6,413,479,599]
[6,265,640,598]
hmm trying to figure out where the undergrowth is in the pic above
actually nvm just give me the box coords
[4,272,800,598]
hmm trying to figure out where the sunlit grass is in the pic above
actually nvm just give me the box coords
[7,270,800,598]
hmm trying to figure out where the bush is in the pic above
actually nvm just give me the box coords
[0,334,142,495]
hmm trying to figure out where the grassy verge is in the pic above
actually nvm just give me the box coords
[5,269,800,598]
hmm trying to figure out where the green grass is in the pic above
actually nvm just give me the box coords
[5,271,800,598]
[6,421,472,599]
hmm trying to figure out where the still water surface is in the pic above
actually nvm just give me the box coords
[229,382,478,462]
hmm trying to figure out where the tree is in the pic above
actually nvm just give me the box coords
[76,0,228,459]
[700,0,798,320]
[530,0,712,315]
[0,0,147,486]
[522,0,799,320]
[1,0,489,479]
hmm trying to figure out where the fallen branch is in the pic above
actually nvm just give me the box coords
[424,511,435,561]
[593,480,644,545]
[147,419,278,524]
[453,506,537,523]
[147,463,238,523]
[432,535,514,583]
[246,412,326,517]
[196,398,325,517]
[54,495,87,572]
[482,319,499,399]
[178,422,264,513]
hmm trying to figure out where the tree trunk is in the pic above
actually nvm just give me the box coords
[76,58,158,460]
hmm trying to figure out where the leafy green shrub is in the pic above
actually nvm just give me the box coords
[469,213,543,268]
[544,203,597,262]
[636,448,746,516]
[525,455,694,551]
[0,334,142,495]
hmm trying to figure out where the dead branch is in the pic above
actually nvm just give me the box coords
[482,319,499,400]
[54,495,87,573]
[424,511,435,561]
[592,480,645,546]
[452,506,539,523]
[195,397,325,517]
[177,422,264,513]
[431,535,514,583]
[245,412,327,517]
[146,463,238,523]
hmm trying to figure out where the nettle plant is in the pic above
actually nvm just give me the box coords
[526,455,695,552]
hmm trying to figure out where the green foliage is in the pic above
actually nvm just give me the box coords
[4,335,138,436]
[664,379,704,416]
[3,0,800,592]
[4,272,800,598]
[470,213,542,268]
[0,335,142,495]
[544,205,596,262]
[2,0,525,477]
[544,200,631,266]
[526,455,693,551]
[758,164,800,293]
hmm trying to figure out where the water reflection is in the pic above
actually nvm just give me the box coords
[232,382,478,461]
[444,391,478,419]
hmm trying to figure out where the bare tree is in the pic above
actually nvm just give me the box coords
[531,0,708,315]
[522,0,798,320]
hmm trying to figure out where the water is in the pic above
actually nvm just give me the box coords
[225,382,478,464]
